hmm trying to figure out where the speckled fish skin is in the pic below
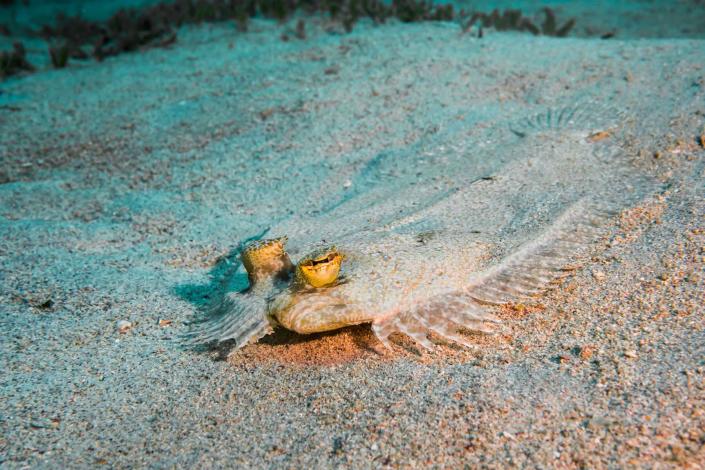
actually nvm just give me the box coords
[267,195,615,351]
[271,231,492,335]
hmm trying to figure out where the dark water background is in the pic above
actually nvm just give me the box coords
[2,0,705,38]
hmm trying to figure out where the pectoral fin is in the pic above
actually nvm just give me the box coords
[185,291,271,348]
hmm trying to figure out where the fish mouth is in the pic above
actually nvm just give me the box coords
[296,248,343,288]
[303,252,339,266]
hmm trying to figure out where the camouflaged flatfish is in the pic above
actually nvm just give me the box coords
[186,102,655,352]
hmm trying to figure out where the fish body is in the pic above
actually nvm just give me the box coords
[187,102,655,352]
[271,232,491,335]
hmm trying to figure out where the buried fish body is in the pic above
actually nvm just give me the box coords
[186,103,656,352]
[188,199,613,352]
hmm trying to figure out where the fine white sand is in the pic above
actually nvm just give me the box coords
[1,8,704,468]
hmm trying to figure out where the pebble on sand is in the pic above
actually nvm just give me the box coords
[117,320,132,334]
[579,345,596,360]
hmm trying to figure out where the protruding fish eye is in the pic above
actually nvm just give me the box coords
[241,236,293,283]
[296,248,343,288]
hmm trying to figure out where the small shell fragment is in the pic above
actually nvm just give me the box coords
[587,130,611,142]
[117,320,132,334]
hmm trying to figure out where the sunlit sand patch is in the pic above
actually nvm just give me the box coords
[613,197,667,245]
[226,325,385,367]
[222,321,514,367]
[221,317,519,367]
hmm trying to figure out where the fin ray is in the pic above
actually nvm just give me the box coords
[467,199,613,305]
[185,291,269,348]
[372,198,619,351]
[509,100,626,138]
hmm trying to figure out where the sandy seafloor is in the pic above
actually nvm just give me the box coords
[1,2,705,468]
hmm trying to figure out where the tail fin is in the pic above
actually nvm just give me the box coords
[509,99,628,138]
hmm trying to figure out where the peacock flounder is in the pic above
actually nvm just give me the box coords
[186,102,656,353]
[188,199,611,352]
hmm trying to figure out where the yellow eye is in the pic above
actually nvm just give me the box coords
[296,249,343,288]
